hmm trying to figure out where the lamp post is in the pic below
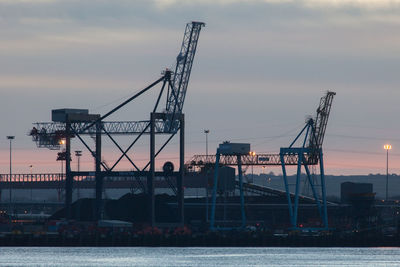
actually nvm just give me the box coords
[75,150,82,199]
[250,151,256,183]
[384,144,392,201]
[204,130,210,161]
[75,150,82,172]
[59,139,66,177]
[56,139,66,202]
[29,165,33,202]
[204,129,210,222]
[6,136,14,213]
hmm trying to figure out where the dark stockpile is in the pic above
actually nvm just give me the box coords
[50,193,178,223]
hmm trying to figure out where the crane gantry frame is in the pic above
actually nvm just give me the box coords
[29,21,205,225]
[189,91,336,230]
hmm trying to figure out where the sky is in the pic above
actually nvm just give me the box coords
[0,0,400,175]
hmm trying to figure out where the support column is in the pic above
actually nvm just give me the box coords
[65,118,73,219]
[303,164,322,218]
[280,152,294,226]
[293,152,303,227]
[319,149,329,229]
[0,175,2,205]
[95,120,103,221]
[237,155,246,228]
[148,112,155,226]
[178,114,185,225]
[210,150,220,230]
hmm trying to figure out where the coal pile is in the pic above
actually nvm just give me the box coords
[50,193,178,223]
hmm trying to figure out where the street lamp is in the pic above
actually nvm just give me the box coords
[6,136,14,213]
[384,144,392,201]
[203,129,210,222]
[75,150,82,172]
[29,165,33,201]
[249,151,256,183]
[204,130,210,161]
[57,139,66,182]
[75,150,82,199]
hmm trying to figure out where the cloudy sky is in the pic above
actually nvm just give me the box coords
[1,0,400,175]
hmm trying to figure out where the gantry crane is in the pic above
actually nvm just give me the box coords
[189,91,336,230]
[29,21,205,225]
[279,91,335,229]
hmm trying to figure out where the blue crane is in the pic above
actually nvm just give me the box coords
[189,91,336,230]
[280,91,336,230]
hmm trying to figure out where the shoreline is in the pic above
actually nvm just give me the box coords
[0,232,399,247]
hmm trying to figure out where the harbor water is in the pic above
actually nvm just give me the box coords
[0,247,399,266]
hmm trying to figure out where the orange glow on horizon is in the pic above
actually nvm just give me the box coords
[1,148,399,176]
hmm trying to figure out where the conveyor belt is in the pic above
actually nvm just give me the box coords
[238,181,337,205]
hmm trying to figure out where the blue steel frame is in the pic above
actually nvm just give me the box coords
[280,120,329,230]
[210,149,246,231]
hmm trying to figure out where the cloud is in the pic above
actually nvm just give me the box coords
[1,0,400,24]
[303,0,400,9]
[153,0,400,9]
[0,0,55,3]
[1,0,400,175]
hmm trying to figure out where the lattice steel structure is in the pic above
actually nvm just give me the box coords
[188,91,336,230]
[279,91,335,230]
[189,153,309,167]
[29,22,205,225]
[165,22,204,132]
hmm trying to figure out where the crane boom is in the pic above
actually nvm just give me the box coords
[165,21,205,131]
[309,91,336,151]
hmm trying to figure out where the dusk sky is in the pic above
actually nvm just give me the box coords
[1,0,400,175]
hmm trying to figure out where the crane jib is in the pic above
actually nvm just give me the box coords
[165,22,205,132]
